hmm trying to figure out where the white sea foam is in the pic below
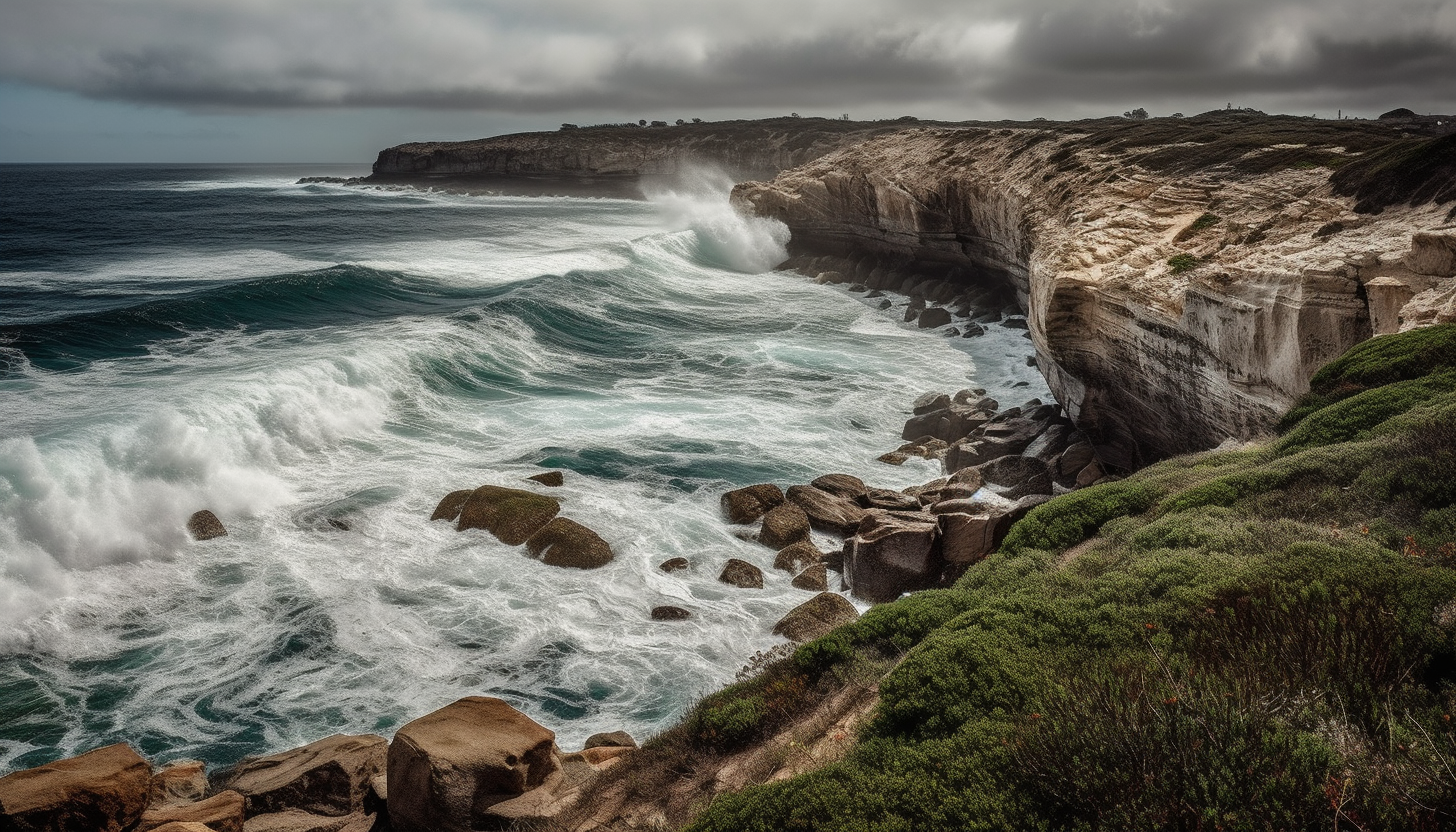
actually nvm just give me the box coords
[644,168,790,274]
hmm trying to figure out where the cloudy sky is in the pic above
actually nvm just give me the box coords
[3,0,1455,162]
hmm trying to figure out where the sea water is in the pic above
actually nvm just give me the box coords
[0,163,1048,773]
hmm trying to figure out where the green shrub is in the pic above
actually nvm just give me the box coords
[1167,253,1200,273]
[871,628,1037,740]
[1001,480,1162,554]
[794,589,976,676]
[1278,374,1456,453]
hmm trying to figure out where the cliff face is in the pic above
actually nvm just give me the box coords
[369,118,905,185]
[735,118,1456,470]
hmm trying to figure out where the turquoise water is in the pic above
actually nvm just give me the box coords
[0,164,1046,772]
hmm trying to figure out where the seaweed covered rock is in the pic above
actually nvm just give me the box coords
[456,486,561,545]
[524,518,613,569]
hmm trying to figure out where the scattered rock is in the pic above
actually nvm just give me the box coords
[650,606,691,621]
[1002,317,1029,330]
[785,485,866,536]
[212,734,386,819]
[774,541,823,573]
[917,307,952,329]
[718,558,765,589]
[429,490,473,522]
[810,473,867,500]
[524,518,613,569]
[876,451,909,465]
[791,563,829,591]
[387,697,560,832]
[583,732,637,750]
[1076,460,1107,488]
[456,486,561,545]
[720,484,785,524]
[526,471,565,487]
[658,557,690,573]
[844,511,942,603]
[149,761,207,808]
[912,392,951,415]
[0,743,151,832]
[772,593,860,642]
[758,503,811,549]
[977,455,1054,499]
[138,791,244,832]
[187,511,227,541]
[961,323,986,337]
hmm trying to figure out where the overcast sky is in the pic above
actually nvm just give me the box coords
[3,0,1454,162]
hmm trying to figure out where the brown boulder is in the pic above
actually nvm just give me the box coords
[977,456,1054,500]
[150,761,207,808]
[758,503,811,549]
[937,513,1001,565]
[650,606,691,621]
[773,541,823,573]
[844,512,942,603]
[718,558,764,589]
[658,557,689,573]
[859,488,921,512]
[772,593,860,642]
[524,518,613,569]
[583,732,636,750]
[720,484,784,524]
[211,734,385,818]
[876,451,909,466]
[791,563,829,592]
[0,743,151,832]
[809,474,867,500]
[911,393,951,415]
[139,791,244,832]
[148,823,216,832]
[187,511,227,541]
[785,485,866,536]
[456,486,561,545]
[429,490,472,522]
[387,697,559,832]
[526,471,564,487]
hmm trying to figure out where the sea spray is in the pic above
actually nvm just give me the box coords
[644,168,790,273]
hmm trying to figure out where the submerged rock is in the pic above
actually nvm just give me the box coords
[187,510,227,541]
[457,486,561,545]
[720,484,785,524]
[772,593,860,642]
[526,471,565,487]
[718,558,765,589]
[524,518,613,569]
[658,557,690,573]
[650,606,691,621]
[0,743,151,832]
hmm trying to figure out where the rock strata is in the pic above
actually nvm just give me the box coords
[211,734,385,818]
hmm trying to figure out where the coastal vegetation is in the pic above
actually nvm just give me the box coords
[682,324,1456,831]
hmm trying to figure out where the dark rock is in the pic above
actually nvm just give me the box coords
[583,731,637,750]
[791,563,829,591]
[759,503,811,549]
[1024,423,1076,463]
[786,485,867,536]
[720,484,785,524]
[902,298,926,322]
[953,389,988,406]
[212,734,386,818]
[865,289,884,298]
[774,541,824,573]
[845,511,942,603]
[430,490,472,522]
[526,471,565,487]
[658,557,690,573]
[524,518,613,569]
[823,548,845,572]
[972,310,1002,324]
[976,456,1054,500]
[772,593,860,642]
[810,473,867,499]
[847,283,868,292]
[1002,317,1029,330]
[1057,442,1097,480]
[186,510,227,541]
[917,307,952,329]
[876,451,909,465]
[718,558,765,589]
[912,392,951,415]
[859,488,922,512]
[457,486,561,545]
[650,606,691,621]
[961,323,986,338]
[877,299,892,310]
[0,743,151,832]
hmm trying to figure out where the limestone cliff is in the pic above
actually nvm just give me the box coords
[734,116,1456,470]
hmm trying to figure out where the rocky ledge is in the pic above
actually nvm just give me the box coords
[735,113,1456,471]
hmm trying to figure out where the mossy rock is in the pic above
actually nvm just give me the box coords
[430,489,473,522]
[759,503,812,549]
[457,485,561,545]
[524,517,613,569]
[719,558,765,589]
[772,592,859,642]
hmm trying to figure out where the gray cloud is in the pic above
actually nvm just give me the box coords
[1,0,1453,118]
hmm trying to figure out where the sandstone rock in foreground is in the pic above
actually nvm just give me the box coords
[211,734,385,818]
[456,486,561,545]
[387,697,559,832]
[524,517,613,569]
[844,512,942,603]
[773,593,860,642]
[187,510,227,541]
[138,790,244,832]
[149,760,207,807]
[0,743,151,832]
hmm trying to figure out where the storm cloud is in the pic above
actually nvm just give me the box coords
[2,0,1454,117]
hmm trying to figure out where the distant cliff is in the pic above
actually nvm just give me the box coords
[736,115,1456,470]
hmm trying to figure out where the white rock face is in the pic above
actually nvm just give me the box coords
[735,127,1454,468]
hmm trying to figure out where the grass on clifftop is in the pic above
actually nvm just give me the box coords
[686,325,1456,832]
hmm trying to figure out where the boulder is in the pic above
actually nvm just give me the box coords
[718,558,765,589]
[785,485,866,536]
[961,323,986,337]
[876,451,909,466]
[524,518,613,569]
[1076,460,1106,488]
[917,307,952,329]
[791,563,829,592]
[1002,317,1029,330]
[238,810,372,832]
[773,541,823,573]
[658,557,689,573]
[809,473,867,500]
[844,512,942,603]
[0,743,151,832]
[430,490,472,522]
[948,467,984,490]
[149,824,217,832]
[187,511,227,541]
[583,732,636,750]
[1023,423,1076,463]
[937,513,1000,565]
[457,486,561,545]
[138,791,244,832]
[650,606,691,621]
[903,298,926,322]
[858,488,922,512]
[720,484,785,524]
[150,761,207,808]
[388,697,559,832]
[526,471,565,487]
[758,503,811,549]
[212,734,386,818]
[897,437,950,459]
[1056,442,1096,480]
[772,593,860,642]
[977,456,1054,500]
[911,393,951,415]
[1409,232,1456,277]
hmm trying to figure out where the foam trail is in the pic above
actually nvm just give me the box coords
[644,168,790,273]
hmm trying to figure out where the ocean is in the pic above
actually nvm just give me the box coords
[0,163,1047,773]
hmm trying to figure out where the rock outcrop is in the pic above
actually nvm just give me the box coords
[0,743,151,832]
[211,733,385,818]
[772,593,860,642]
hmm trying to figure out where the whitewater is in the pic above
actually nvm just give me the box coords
[0,163,1047,773]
